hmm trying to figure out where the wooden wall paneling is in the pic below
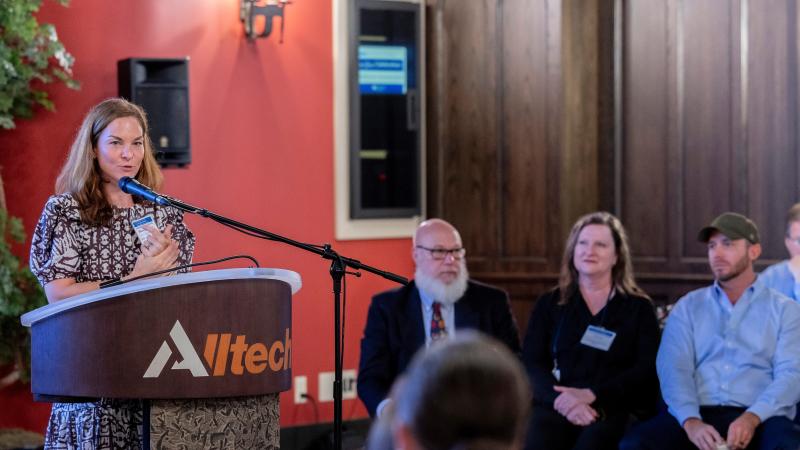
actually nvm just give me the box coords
[618,0,800,297]
[679,0,736,260]
[504,275,559,340]
[637,275,711,315]
[729,0,746,216]
[559,0,603,231]
[511,0,614,329]
[429,0,502,271]
[423,0,800,330]
[746,0,799,261]
[596,0,617,214]
[621,0,671,269]
[501,0,550,267]
[425,0,571,335]
[545,0,564,267]
[664,0,685,275]
[618,0,729,296]
[500,0,566,335]
[425,0,443,220]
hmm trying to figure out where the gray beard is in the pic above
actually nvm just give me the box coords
[414,264,469,306]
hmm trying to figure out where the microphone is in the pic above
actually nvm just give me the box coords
[118,177,170,206]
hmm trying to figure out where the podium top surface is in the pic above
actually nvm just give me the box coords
[21,268,301,327]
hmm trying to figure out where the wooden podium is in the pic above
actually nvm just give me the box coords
[21,268,301,449]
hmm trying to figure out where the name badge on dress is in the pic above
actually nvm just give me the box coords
[131,214,156,244]
[580,325,616,351]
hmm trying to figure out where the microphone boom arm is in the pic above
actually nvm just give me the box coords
[160,196,408,285]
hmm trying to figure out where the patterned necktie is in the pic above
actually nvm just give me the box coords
[430,302,448,341]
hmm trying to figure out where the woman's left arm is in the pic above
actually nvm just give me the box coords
[590,301,661,407]
[164,209,195,269]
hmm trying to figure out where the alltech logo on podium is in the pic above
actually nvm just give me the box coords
[144,320,291,378]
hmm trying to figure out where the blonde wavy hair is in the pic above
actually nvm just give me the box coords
[558,211,649,304]
[55,98,162,225]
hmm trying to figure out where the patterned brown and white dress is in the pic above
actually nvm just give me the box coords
[30,193,195,450]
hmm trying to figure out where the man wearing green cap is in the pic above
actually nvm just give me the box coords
[620,213,800,450]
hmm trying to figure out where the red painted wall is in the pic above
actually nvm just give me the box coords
[0,0,413,431]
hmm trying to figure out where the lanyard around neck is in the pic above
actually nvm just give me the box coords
[551,285,616,358]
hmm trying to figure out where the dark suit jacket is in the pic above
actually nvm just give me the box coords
[357,279,521,416]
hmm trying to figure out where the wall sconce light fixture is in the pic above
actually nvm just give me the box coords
[240,0,291,41]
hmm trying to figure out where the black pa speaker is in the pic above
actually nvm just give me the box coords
[118,58,191,167]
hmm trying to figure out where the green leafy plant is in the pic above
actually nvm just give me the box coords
[0,0,79,129]
[0,208,46,382]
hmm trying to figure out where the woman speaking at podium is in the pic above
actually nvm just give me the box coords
[29,98,194,449]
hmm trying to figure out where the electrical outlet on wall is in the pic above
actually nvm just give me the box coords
[318,369,357,402]
[294,375,307,404]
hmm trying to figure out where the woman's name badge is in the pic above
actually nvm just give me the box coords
[580,325,616,351]
[131,214,156,244]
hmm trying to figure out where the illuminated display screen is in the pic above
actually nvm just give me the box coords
[358,45,408,95]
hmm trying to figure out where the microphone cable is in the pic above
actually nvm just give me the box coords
[99,254,260,289]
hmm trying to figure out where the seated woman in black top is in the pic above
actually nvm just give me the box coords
[522,211,660,450]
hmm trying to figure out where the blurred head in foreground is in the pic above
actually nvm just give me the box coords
[383,331,531,450]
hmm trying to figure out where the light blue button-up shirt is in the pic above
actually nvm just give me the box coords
[760,260,800,301]
[418,287,456,346]
[657,277,800,425]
